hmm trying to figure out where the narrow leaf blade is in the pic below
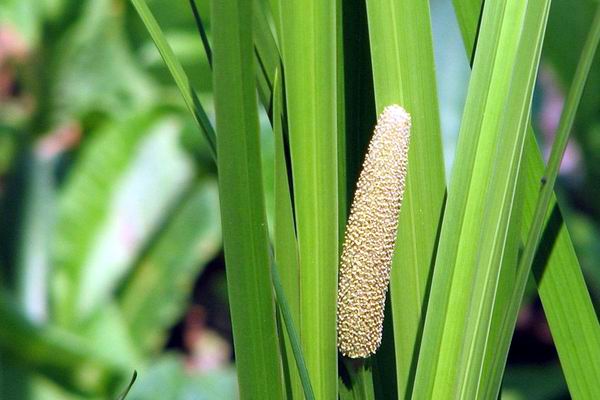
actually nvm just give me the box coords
[277,1,339,397]
[212,0,284,398]
[365,0,446,397]
[453,0,600,397]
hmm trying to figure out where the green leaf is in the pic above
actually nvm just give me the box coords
[253,0,279,114]
[364,0,446,397]
[0,292,125,396]
[116,370,137,400]
[544,0,600,134]
[483,9,600,398]
[453,0,600,398]
[413,0,550,397]
[77,303,140,369]
[271,263,315,400]
[211,0,284,398]
[130,0,217,159]
[336,0,347,239]
[186,0,280,117]
[338,359,375,400]
[272,69,304,400]
[188,0,212,67]
[126,355,237,400]
[52,112,194,325]
[276,1,339,398]
[52,0,154,120]
[119,178,221,354]
[519,8,600,314]
[187,0,282,118]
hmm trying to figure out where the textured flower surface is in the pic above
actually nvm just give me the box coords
[337,104,411,358]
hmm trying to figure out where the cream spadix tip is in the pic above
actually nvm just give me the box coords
[337,104,411,358]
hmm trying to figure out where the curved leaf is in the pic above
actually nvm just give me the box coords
[119,178,221,354]
[53,111,194,325]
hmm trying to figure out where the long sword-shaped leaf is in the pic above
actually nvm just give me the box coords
[188,0,212,67]
[185,0,279,118]
[413,0,550,397]
[130,0,216,159]
[364,0,445,397]
[462,3,550,397]
[253,0,279,114]
[480,8,600,399]
[527,13,600,261]
[337,0,347,240]
[453,0,600,397]
[272,262,315,400]
[212,1,284,398]
[272,68,303,400]
[276,1,339,398]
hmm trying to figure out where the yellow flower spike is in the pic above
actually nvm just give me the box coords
[337,104,411,358]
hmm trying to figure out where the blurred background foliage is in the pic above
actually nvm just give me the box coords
[0,0,598,398]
